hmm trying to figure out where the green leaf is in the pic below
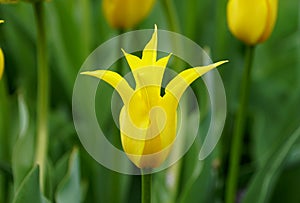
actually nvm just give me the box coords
[242,125,300,203]
[178,140,220,203]
[177,142,203,203]
[52,152,69,191]
[177,112,204,203]
[18,95,29,138]
[270,163,300,203]
[13,165,46,203]
[12,95,34,191]
[55,148,82,203]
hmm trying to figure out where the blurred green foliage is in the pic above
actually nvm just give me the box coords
[0,0,299,202]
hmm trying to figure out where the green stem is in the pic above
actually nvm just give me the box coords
[214,0,228,59]
[33,2,48,193]
[80,0,92,56]
[160,0,181,32]
[161,0,184,73]
[225,46,255,203]
[142,173,152,203]
[117,29,125,74]
[184,0,198,39]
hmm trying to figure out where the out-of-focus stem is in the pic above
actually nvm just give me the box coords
[33,2,48,193]
[160,0,181,32]
[225,46,255,203]
[142,173,152,203]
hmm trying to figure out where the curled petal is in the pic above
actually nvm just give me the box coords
[81,70,134,105]
[164,60,228,103]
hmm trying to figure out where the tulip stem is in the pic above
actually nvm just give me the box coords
[33,2,49,193]
[141,172,152,203]
[160,0,181,32]
[117,29,125,74]
[225,45,255,203]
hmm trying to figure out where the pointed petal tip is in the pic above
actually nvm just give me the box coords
[80,71,90,75]
[153,25,158,40]
[80,70,103,77]
[121,48,127,55]
[161,53,172,59]
[164,53,173,60]
[213,60,229,67]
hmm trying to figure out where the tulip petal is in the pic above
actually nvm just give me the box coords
[258,0,278,43]
[137,53,171,88]
[164,61,228,102]
[123,25,171,90]
[122,49,141,71]
[156,53,172,68]
[142,24,157,64]
[81,70,134,104]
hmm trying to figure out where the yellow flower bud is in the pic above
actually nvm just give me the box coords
[102,0,156,29]
[0,49,3,80]
[227,0,278,45]
[82,26,227,169]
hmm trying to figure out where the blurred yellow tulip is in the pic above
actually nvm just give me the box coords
[227,0,278,45]
[0,49,3,80]
[102,0,156,29]
[82,26,227,168]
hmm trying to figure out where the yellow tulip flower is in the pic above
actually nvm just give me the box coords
[82,26,227,168]
[102,0,155,29]
[227,0,278,45]
[0,20,4,80]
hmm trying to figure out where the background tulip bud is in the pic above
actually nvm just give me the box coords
[0,49,3,80]
[227,0,278,45]
[102,0,156,29]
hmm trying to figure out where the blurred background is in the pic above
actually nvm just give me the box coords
[0,0,300,202]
